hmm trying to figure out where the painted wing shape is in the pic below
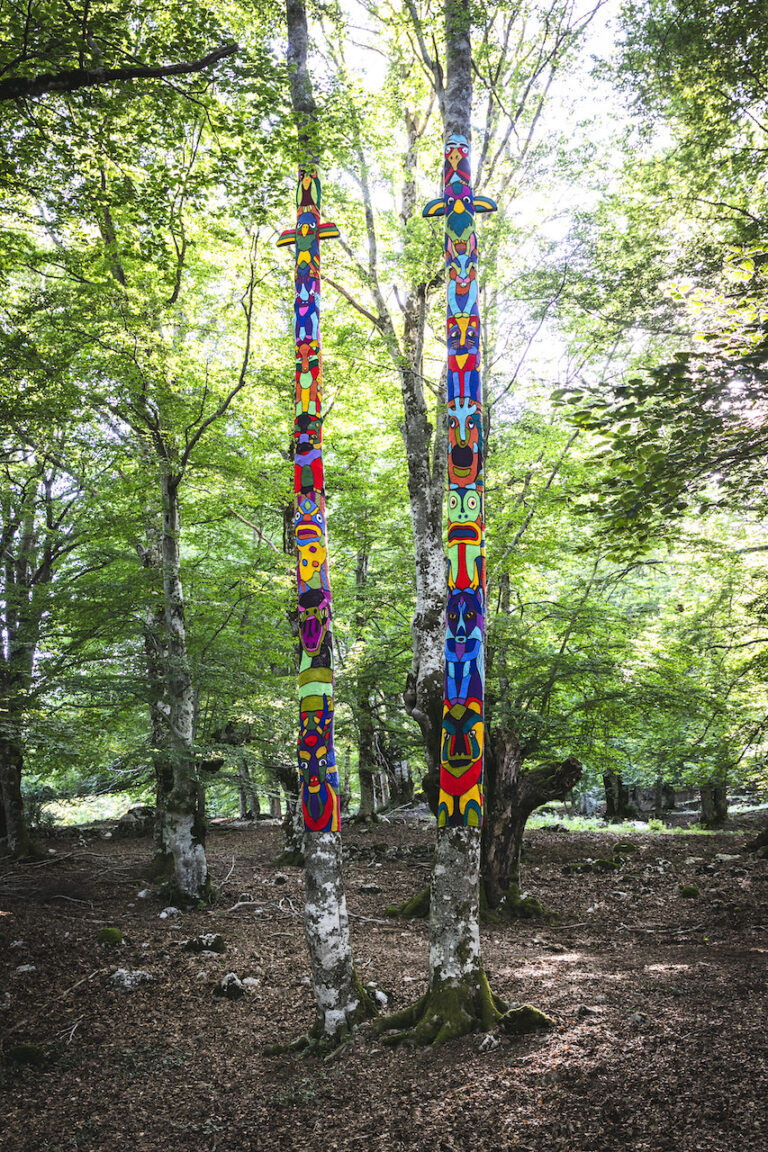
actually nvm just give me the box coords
[276,228,297,247]
[422,197,446,218]
[473,196,498,214]
[317,222,341,240]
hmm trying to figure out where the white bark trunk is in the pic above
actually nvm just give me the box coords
[429,826,481,985]
[160,471,208,901]
[304,831,361,1036]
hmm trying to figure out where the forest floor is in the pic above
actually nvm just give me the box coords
[1,814,767,1152]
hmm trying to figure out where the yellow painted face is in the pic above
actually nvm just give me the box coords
[298,539,327,577]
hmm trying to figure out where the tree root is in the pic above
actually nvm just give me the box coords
[385,886,430,919]
[266,974,378,1056]
[374,966,512,1046]
[480,883,553,924]
[271,848,305,868]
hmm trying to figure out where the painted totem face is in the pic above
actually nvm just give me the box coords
[447,313,480,364]
[298,700,333,792]
[297,169,320,210]
[295,495,327,584]
[295,340,321,416]
[448,398,482,485]
[441,700,483,779]
[445,136,470,180]
[447,485,481,526]
[445,587,483,662]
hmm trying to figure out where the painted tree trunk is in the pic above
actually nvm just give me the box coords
[376,119,507,1043]
[426,126,496,1007]
[159,472,208,903]
[277,154,373,1041]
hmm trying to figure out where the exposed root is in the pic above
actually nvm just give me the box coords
[266,974,378,1056]
[481,883,552,924]
[373,966,509,1047]
[499,1004,556,1035]
[385,886,430,919]
[272,849,305,868]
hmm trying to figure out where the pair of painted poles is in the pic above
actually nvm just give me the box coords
[278,137,495,832]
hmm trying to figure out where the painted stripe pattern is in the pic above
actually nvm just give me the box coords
[277,170,341,831]
[423,134,497,828]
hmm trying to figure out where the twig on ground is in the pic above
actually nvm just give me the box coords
[2,968,109,1039]
[218,855,237,888]
[224,900,265,914]
[349,912,417,928]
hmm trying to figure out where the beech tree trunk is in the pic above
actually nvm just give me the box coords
[700,782,728,829]
[482,731,582,908]
[237,755,259,818]
[603,771,635,822]
[282,0,373,1045]
[303,832,370,1038]
[0,492,51,860]
[389,759,414,807]
[138,529,174,868]
[0,731,31,859]
[159,472,208,902]
[377,0,508,1045]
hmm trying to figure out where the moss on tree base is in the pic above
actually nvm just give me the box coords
[373,966,512,1046]
[480,883,547,923]
[272,849,305,868]
[385,886,430,919]
[500,1004,556,1035]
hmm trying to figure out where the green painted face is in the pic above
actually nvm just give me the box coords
[447,487,481,525]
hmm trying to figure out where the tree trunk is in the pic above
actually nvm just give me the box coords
[603,771,634,822]
[482,731,582,909]
[138,531,174,870]
[340,746,352,814]
[389,759,414,807]
[272,761,303,864]
[700,782,728,829]
[0,731,32,859]
[379,2,513,1045]
[238,755,259,819]
[303,832,372,1039]
[282,0,373,1045]
[159,472,208,903]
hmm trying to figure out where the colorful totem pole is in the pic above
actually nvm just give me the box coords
[277,170,341,833]
[423,134,497,829]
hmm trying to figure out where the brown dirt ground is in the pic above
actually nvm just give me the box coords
[1,816,767,1152]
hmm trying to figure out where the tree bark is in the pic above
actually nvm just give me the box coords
[0,732,32,859]
[303,832,372,1040]
[237,755,259,818]
[700,782,728,829]
[138,529,174,868]
[482,732,582,908]
[603,771,635,822]
[159,472,208,902]
[389,759,415,807]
